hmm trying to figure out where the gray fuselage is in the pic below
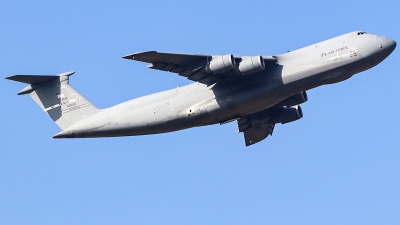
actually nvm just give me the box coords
[55,31,396,138]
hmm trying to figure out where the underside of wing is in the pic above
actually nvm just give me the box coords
[238,115,276,147]
[123,51,277,85]
[236,101,305,146]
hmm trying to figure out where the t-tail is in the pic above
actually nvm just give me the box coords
[6,72,99,130]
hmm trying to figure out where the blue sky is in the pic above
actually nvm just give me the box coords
[1,0,399,224]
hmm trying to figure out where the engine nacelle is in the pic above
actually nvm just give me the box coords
[206,54,236,74]
[234,56,265,75]
[272,105,303,124]
[277,92,308,107]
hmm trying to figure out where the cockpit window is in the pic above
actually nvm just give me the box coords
[357,32,367,35]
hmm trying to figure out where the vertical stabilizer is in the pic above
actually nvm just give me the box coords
[6,72,99,130]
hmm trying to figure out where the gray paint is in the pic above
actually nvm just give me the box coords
[6,31,396,146]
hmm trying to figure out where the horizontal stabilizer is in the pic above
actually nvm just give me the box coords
[5,71,75,84]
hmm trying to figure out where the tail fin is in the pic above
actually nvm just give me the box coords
[6,71,99,130]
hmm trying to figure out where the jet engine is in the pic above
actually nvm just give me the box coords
[234,56,265,75]
[206,54,236,74]
[272,105,303,124]
[277,92,308,107]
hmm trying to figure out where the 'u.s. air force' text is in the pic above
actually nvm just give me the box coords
[321,46,348,57]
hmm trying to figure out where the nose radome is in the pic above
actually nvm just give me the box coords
[382,37,396,56]
[389,38,396,52]
[350,34,395,73]
[370,36,396,65]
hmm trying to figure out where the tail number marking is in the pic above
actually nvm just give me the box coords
[44,97,81,112]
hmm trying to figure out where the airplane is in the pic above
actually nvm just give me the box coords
[6,31,396,146]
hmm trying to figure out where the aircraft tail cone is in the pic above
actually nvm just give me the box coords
[53,130,74,138]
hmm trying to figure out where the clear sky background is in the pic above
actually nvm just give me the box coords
[1,0,399,224]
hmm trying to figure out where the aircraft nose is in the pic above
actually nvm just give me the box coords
[369,36,396,65]
[383,38,397,54]
[351,34,396,74]
[387,38,396,52]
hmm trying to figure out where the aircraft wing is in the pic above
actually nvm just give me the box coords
[123,51,218,84]
[123,51,277,85]
[236,106,282,146]
[238,117,275,146]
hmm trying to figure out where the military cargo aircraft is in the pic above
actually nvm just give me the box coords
[6,31,396,146]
